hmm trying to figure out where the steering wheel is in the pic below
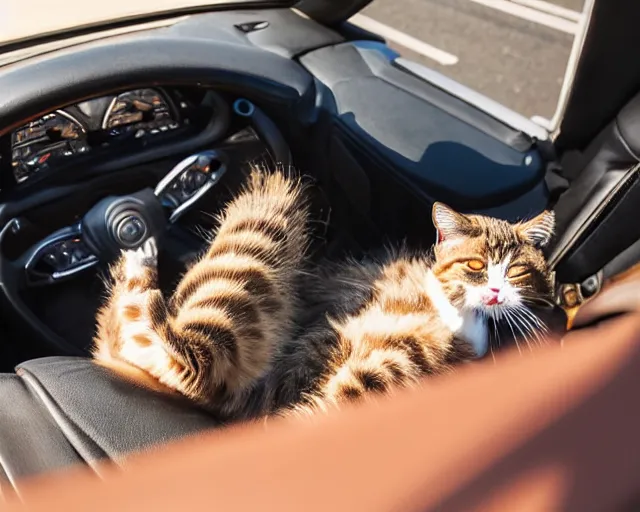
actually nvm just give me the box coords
[0,30,310,355]
[0,97,292,356]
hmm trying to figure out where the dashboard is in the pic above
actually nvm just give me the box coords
[7,87,213,186]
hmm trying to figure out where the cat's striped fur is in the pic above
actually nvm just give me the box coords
[94,168,554,419]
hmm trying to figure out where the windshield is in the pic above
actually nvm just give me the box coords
[0,0,286,48]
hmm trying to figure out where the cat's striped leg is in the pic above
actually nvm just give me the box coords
[145,170,310,415]
[283,323,433,417]
[162,169,310,415]
[93,237,188,393]
[96,169,310,416]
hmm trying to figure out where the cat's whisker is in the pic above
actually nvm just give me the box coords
[502,311,522,355]
[488,313,501,358]
[491,315,500,348]
[513,310,537,344]
[527,317,549,338]
[512,308,545,349]
[515,307,549,346]
[489,344,497,365]
[515,305,549,333]
[521,296,556,309]
[511,310,536,352]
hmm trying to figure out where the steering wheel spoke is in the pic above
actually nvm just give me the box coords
[155,149,228,223]
[23,224,98,286]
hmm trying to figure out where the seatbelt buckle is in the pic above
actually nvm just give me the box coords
[554,271,604,330]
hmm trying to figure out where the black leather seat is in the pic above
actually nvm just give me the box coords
[549,89,640,285]
[0,357,219,488]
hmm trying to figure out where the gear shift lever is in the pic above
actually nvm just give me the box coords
[154,149,228,223]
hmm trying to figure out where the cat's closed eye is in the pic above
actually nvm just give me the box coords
[507,264,530,279]
[466,259,485,271]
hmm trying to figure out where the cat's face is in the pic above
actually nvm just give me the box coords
[431,203,555,321]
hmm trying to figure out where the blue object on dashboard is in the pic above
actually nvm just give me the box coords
[351,40,400,61]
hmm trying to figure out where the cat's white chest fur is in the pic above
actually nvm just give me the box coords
[426,271,489,358]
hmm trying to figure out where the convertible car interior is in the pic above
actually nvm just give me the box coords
[1,0,639,494]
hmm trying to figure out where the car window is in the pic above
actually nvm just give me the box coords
[350,0,586,129]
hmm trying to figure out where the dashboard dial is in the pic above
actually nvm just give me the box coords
[11,111,89,183]
[102,88,178,139]
[7,87,191,185]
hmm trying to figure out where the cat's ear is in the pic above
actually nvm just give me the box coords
[432,202,472,244]
[518,210,555,248]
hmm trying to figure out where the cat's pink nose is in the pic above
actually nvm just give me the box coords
[484,288,502,306]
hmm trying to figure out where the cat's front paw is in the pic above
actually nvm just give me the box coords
[137,236,158,265]
[122,237,158,283]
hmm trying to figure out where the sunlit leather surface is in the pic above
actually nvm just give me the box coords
[4,273,640,511]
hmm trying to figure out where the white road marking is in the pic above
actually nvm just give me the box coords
[464,0,579,34]
[349,14,459,66]
[510,0,583,22]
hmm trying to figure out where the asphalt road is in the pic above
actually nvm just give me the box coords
[359,0,585,120]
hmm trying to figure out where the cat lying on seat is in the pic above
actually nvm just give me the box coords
[93,168,555,420]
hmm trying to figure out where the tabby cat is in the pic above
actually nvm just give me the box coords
[93,168,555,419]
